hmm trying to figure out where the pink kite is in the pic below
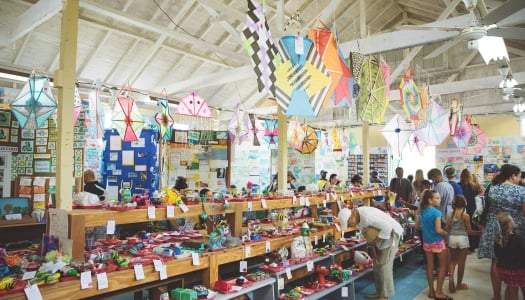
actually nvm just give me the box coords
[176,92,212,118]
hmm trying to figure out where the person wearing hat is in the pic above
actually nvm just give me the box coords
[317,170,329,191]
[286,171,297,191]
[338,205,404,300]
[444,166,463,197]
[267,171,297,192]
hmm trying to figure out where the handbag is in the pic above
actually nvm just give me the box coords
[473,195,490,226]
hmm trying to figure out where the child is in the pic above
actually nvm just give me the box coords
[419,189,451,300]
[445,195,481,293]
[494,212,525,300]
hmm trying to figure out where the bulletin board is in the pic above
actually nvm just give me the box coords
[102,129,159,200]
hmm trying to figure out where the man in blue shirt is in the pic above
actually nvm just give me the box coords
[444,166,463,197]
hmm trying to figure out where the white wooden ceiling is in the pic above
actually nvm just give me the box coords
[0,0,524,128]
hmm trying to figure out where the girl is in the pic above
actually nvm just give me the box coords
[494,212,525,300]
[419,189,451,300]
[445,195,480,293]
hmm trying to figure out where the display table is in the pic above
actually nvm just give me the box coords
[215,278,276,300]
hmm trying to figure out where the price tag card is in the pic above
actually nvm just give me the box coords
[266,240,271,253]
[285,267,293,279]
[96,272,108,290]
[305,197,310,206]
[323,234,326,243]
[299,197,306,206]
[335,223,341,232]
[292,195,297,205]
[153,259,163,271]
[261,199,268,209]
[22,271,36,280]
[314,235,318,245]
[306,260,314,272]
[278,278,285,290]
[179,203,189,213]
[80,270,93,289]
[24,285,43,300]
[166,205,175,218]
[134,264,145,280]
[159,265,167,280]
[107,220,115,235]
[239,260,248,272]
[147,206,156,219]
[323,199,327,208]
[399,253,403,262]
[192,252,200,265]
[341,286,349,297]
[245,246,251,257]
[247,201,253,211]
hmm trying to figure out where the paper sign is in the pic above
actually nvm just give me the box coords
[179,203,189,213]
[292,195,297,205]
[22,271,36,280]
[323,234,326,243]
[80,271,93,289]
[305,198,310,206]
[107,220,115,235]
[299,197,306,206]
[245,246,251,257]
[96,272,108,290]
[192,252,200,265]
[240,260,247,272]
[278,278,285,290]
[314,235,318,245]
[265,241,271,253]
[247,201,252,211]
[285,267,292,279]
[148,206,156,219]
[306,260,314,272]
[159,265,167,280]
[24,285,43,300]
[167,205,175,218]
[153,259,163,271]
[323,199,327,208]
[134,264,145,280]
[261,199,267,209]
[341,286,349,297]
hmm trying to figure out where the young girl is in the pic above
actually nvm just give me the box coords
[446,195,481,293]
[419,189,451,300]
[494,212,525,300]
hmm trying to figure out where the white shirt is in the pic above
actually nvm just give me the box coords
[357,206,404,240]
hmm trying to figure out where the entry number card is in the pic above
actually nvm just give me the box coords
[80,270,93,289]
[24,285,43,300]
[285,267,292,279]
[278,278,285,290]
[341,286,349,297]
[134,264,145,280]
[261,199,268,208]
[107,220,115,234]
[192,252,200,265]
[306,260,314,272]
[97,272,108,290]
[147,206,156,219]
[240,260,247,272]
[167,205,175,218]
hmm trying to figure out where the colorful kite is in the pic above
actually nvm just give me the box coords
[176,92,212,118]
[11,74,57,129]
[275,35,331,117]
[287,120,304,149]
[358,56,388,124]
[248,113,264,146]
[227,104,250,145]
[295,125,318,154]
[88,87,105,139]
[241,0,280,95]
[154,97,174,141]
[399,67,422,121]
[449,99,463,136]
[453,119,473,150]
[381,114,414,159]
[263,119,278,146]
[111,87,145,142]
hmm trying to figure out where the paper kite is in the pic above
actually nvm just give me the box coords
[414,99,449,146]
[295,125,318,154]
[287,120,304,149]
[88,87,105,139]
[453,119,473,150]
[227,104,250,145]
[399,67,423,121]
[358,56,388,124]
[176,92,212,118]
[248,113,264,146]
[263,119,278,146]
[381,114,414,159]
[331,45,354,107]
[11,74,57,129]
[275,35,331,117]
[467,124,486,154]
[111,87,145,142]
[241,0,280,96]
[154,97,174,141]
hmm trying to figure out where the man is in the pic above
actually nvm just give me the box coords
[339,205,404,300]
[444,166,463,196]
[389,167,414,205]
[427,168,454,222]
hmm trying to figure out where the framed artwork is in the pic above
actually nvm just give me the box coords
[21,129,35,139]
[11,120,19,128]
[0,111,11,127]
[0,128,9,142]
[10,135,17,143]
[34,160,51,173]
[48,142,55,150]
[36,129,48,138]
[21,141,34,153]
[0,197,31,218]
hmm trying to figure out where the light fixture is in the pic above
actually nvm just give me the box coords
[477,36,509,65]
[513,103,525,114]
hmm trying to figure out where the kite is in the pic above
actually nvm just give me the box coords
[227,104,250,145]
[382,114,414,159]
[11,74,57,129]
[414,99,450,146]
[295,125,318,154]
[88,87,105,139]
[241,0,280,96]
[399,67,422,121]
[449,99,463,136]
[154,97,174,141]
[263,119,278,146]
[275,35,331,117]
[358,56,388,124]
[111,86,145,142]
[176,92,212,118]
[248,113,264,146]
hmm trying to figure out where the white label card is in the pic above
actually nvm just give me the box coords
[96,272,108,290]
[245,246,251,257]
[285,267,292,279]
[167,205,175,218]
[266,240,271,253]
[323,199,327,208]
[147,206,156,219]
[314,235,318,245]
[299,197,306,206]
[107,220,115,235]
[323,234,326,243]
[179,203,189,213]
[305,198,310,206]
[306,260,314,272]
[153,259,163,271]
[261,199,268,208]
[292,195,297,205]
[24,285,43,300]
[134,264,145,280]
[159,265,167,280]
[247,201,252,211]
[192,252,200,265]
[80,270,93,289]
[22,271,36,280]
[342,286,349,297]
[278,278,285,290]
[240,260,248,272]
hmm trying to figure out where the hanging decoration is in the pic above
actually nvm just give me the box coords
[287,120,304,150]
[176,92,212,118]
[154,95,175,141]
[358,56,388,124]
[262,119,278,146]
[11,73,57,129]
[248,113,264,146]
[408,132,426,156]
[381,114,414,159]
[349,52,366,99]
[88,86,105,139]
[275,35,331,117]
[330,127,342,152]
[227,104,250,145]
[468,124,486,154]
[73,85,82,125]
[449,99,463,136]
[399,67,423,121]
[111,84,145,142]
[294,125,318,154]
[414,99,450,146]
[453,118,473,149]
[241,0,280,96]
[380,57,391,103]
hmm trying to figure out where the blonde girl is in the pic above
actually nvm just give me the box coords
[494,212,525,300]
[445,195,480,293]
[420,189,451,300]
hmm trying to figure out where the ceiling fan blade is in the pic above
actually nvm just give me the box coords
[424,38,463,59]
[482,0,525,25]
[488,27,525,40]
[514,89,525,98]
[396,24,462,32]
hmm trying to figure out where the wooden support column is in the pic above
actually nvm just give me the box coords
[54,0,79,211]
[277,107,288,190]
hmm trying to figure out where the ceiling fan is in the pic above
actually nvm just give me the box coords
[419,0,525,62]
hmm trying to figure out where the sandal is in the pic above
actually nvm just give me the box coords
[456,283,468,290]
[434,295,453,300]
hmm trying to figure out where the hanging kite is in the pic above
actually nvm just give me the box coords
[330,127,342,152]
[262,119,278,146]
[381,114,414,159]
[358,56,388,124]
[295,125,318,154]
[453,118,473,150]
[88,87,105,139]
[227,104,250,145]
[275,35,331,117]
[287,120,304,150]
[241,0,280,96]
[449,99,463,136]
[399,67,422,121]
[414,99,450,146]
[176,92,212,118]
[248,113,264,146]
[111,85,145,142]
[11,74,57,129]
[154,96,175,141]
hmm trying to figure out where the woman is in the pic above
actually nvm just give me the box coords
[478,164,525,300]
[459,168,482,251]
[350,174,363,189]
